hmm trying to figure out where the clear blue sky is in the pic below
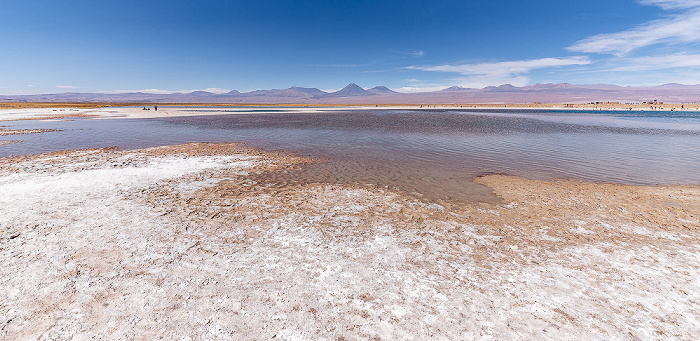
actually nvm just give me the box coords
[2,0,700,94]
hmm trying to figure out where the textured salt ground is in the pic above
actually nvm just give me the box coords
[1,143,699,340]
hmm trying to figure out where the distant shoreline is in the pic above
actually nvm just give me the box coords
[1,102,698,122]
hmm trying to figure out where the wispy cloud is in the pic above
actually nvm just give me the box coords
[102,88,231,94]
[410,57,591,75]
[198,88,230,94]
[320,87,341,93]
[604,53,700,72]
[56,85,82,89]
[407,57,591,88]
[315,63,373,68]
[412,50,425,57]
[396,85,450,93]
[555,53,700,85]
[639,0,700,10]
[567,1,700,55]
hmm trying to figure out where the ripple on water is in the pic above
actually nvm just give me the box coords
[2,109,700,204]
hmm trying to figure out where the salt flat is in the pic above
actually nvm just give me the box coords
[1,143,698,339]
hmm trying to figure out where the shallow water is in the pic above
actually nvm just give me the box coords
[3,108,700,204]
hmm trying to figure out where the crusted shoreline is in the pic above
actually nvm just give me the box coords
[1,143,698,339]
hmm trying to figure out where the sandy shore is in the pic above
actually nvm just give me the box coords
[1,143,698,339]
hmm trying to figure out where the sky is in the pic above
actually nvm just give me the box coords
[2,0,700,95]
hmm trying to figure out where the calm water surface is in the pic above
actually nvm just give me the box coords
[3,108,700,204]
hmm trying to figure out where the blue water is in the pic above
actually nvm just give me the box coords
[2,108,700,203]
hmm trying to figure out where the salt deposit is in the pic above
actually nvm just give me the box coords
[1,143,698,339]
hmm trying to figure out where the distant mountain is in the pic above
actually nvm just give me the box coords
[3,83,700,104]
[244,86,326,98]
[326,83,375,97]
[658,83,688,88]
[289,86,326,95]
[442,86,470,92]
[187,91,220,97]
[368,86,398,94]
[524,83,576,90]
[484,84,517,91]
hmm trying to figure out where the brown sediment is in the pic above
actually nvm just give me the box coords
[0,128,62,136]
[0,146,121,169]
[9,112,100,121]
[2,143,699,339]
[471,175,699,260]
[159,163,700,267]
[476,174,700,232]
[0,102,124,109]
[0,142,314,174]
[0,140,21,146]
[0,112,100,122]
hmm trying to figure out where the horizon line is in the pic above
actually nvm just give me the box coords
[4,81,700,97]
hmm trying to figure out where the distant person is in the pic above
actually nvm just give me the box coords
[154,105,158,111]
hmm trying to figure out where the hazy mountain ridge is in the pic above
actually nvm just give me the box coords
[3,83,699,104]
[323,83,375,97]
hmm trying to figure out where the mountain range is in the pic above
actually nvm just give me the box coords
[2,83,699,104]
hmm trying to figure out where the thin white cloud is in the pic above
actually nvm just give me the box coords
[102,88,231,94]
[397,75,531,92]
[639,0,700,10]
[199,88,230,94]
[554,53,700,86]
[568,1,700,55]
[605,53,700,72]
[410,57,590,76]
[56,85,82,89]
[108,89,173,94]
[455,75,531,88]
[561,67,700,87]
[527,51,700,86]
[412,50,425,57]
[396,85,450,93]
[320,88,341,93]
[315,63,372,68]
[407,57,590,88]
